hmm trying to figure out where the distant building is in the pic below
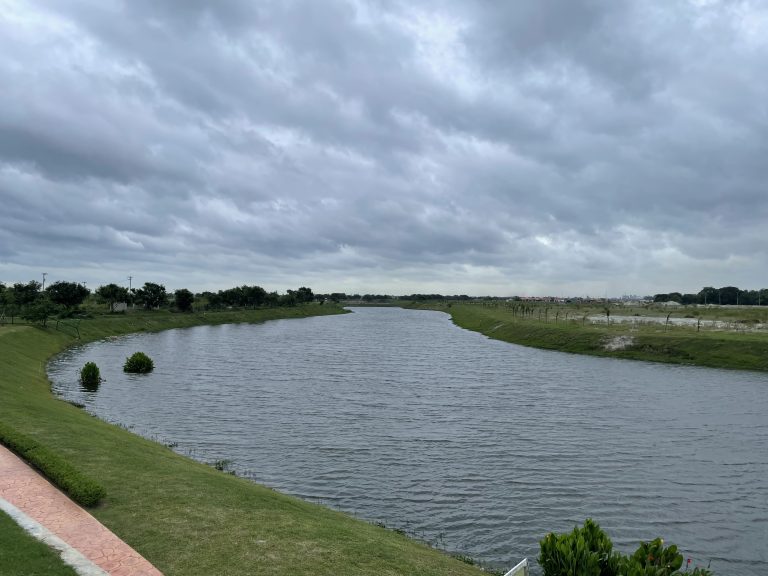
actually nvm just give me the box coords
[111,302,128,312]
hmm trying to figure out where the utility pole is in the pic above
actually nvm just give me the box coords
[128,276,132,291]
[42,272,47,291]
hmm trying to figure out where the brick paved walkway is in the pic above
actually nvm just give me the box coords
[0,444,163,576]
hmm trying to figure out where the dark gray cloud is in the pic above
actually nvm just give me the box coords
[1,0,767,295]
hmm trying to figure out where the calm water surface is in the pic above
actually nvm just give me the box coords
[49,308,768,574]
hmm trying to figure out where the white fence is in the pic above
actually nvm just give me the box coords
[504,558,529,576]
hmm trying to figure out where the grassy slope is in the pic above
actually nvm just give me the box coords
[0,307,484,576]
[406,303,768,372]
[0,510,78,576]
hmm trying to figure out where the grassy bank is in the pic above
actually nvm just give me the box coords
[404,302,768,372]
[0,511,78,576]
[0,306,485,576]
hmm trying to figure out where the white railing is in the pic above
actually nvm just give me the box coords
[504,558,529,576]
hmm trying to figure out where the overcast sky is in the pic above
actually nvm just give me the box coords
[1,1,766,296]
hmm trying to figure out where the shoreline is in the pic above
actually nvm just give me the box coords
[0,306,487,576]
[403,302,768,372]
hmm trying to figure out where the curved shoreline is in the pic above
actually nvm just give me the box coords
[404,302,768,372]
[0,307,486,576]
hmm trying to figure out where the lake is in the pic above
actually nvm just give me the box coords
[48,307,768,574]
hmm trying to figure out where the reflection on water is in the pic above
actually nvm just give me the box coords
[49,308,768,574]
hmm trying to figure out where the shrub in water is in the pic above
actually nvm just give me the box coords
[123,351,154,373]
[80,362,101,388]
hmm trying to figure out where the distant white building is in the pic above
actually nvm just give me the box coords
[111,302,128,312]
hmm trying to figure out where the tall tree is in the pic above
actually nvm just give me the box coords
[12,281,42,307]
[46,281,90,309]
[174,288,194,312]
[697,286,718,305]
[135,282,167,309]
[0,283,18,318]
[22,295,57,327]
[295,286,314,303]
[244,285,267,308]
[264,291,280,307]
[718,286,739,306]
[95,283,129,311]
[280,291,298,306]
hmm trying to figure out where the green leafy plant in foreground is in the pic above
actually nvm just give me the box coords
[539,519,713,576]
[79,361,101,388]
[123,351,154,373]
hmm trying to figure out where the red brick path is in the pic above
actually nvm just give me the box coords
[0,444,163,576]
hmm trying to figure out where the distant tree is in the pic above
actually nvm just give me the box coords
[718,286,739,306]
[681,293,698,305]
[667,292,683,304]
[46,281,90,309]
[295,286,314,303]
[22,295,57,327]
[12,281,42,307]
[0,283,19,320]
[247,285,267,308]
[280,291,298,307]
[95,284,129,311]
[697,286,718,305]
[174,288,194,312]
[135,282,167,310]
[264,291,280,307]
[741,290,758,306]
[199,291,222,309]
[220,286,245,307]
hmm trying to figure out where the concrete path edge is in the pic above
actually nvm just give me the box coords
[0,496,109,576]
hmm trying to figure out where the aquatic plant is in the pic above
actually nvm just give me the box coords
[123,351,154,373]
[80,361,101,388]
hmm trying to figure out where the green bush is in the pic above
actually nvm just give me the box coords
[79,362,101,388]
[539,519,713,576]
[538,519,605,576]
[123,351,154,373]
[0,421,106,507]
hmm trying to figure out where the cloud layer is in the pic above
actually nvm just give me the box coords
[2,0,767,295]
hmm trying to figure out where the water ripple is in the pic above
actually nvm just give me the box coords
[48,308,768,575]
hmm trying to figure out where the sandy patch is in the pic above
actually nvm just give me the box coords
[603,335,635,351]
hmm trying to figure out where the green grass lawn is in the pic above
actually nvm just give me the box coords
[0,307,487,576]
[0,510,78,576]
[404,302,768,371]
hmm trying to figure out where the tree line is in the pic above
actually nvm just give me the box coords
[311,293,473,303]
[0,280,316,326]
[653,286,768,306]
